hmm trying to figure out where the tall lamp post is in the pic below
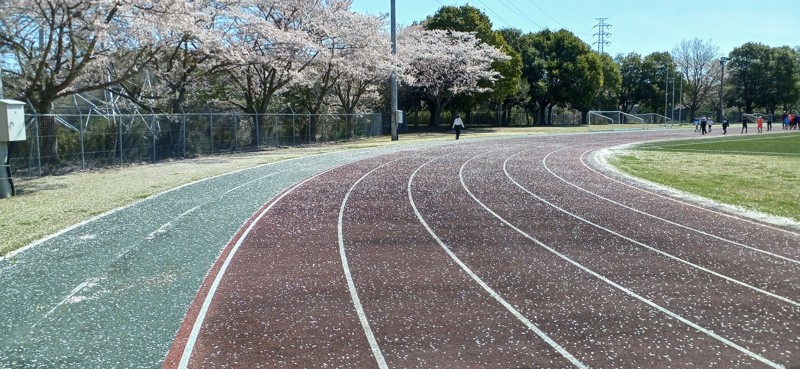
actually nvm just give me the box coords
[664,67,668,120]
[718,56,730,123]
[390,0,398,141]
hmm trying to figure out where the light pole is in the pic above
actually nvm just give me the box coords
[671,73,675,122]
[390,0,398,141]
[664,67,668,120]
[678,78,682,123]
[718,56,730,123]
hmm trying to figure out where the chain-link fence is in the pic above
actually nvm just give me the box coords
[9,112,384,177]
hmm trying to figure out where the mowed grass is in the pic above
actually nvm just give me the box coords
[610,132,800,222]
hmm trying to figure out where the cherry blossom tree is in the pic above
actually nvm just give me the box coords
[112,0,233,114]
[397,26,509,126]
[286,4,392,137]
[0,0,196,162]
[211,0,330,146]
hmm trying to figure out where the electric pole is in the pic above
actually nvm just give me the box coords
[593,18,611,54]
[390,0,398,141]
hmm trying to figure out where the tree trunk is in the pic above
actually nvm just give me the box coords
[250,112,263,148]
[428,103,441,127]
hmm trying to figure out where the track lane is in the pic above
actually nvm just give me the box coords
[492,142,798,366]
[167,130,799,368]
[442,143,778,367]
[177,158,401,368]
[344,150,581,368]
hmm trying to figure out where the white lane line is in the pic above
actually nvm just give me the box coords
[1,154,317,262]
[147,169,292,241]
[32,277,101,328]
[585,149,800,238]
[339,158,412,369]
[35,169,298,325]
[460,152,786,369]
[654,134,798,148]
[407,154,589,369]
[178,168,337,369]
[508,149,800,307]
[548,148,800,265]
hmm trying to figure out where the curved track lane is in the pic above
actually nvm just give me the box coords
[167,131,799,368]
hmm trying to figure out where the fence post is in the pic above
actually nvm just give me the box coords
[79,115,85,169]
[182,114,187,157]
[307,113,311,143]
[151,115,157,163]
[255,112,260,149]
[233,113,238,152]
[292,114,296,146]
[117,115,124,165]
[209,111,214,154]
[35,115,41,176]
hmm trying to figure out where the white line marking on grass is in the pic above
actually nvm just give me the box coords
[460,151,786,369]
[177,168,338,369]
[506,148,800,307]
[585,149,800,238]
[549,148,800,266]
[339,158,413,369]
[653,133,799,149]
[407,154,589,369]
[654,149,797,156]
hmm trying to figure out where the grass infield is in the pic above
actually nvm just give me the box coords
[610,132,800,222]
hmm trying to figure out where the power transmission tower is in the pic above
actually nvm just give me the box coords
[593,18,611,54]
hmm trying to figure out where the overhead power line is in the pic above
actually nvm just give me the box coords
[526,0,567,29]
[473,0,515,29]
[496,0,543,29]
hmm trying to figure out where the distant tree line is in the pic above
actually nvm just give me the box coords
[2,1,798,162]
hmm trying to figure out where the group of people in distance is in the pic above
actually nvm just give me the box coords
[694,111,800,135]
[692,116,716,135]
[782,111,800,130]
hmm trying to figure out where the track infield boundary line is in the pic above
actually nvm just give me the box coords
[518,147,799,306]
[587,147,800,237]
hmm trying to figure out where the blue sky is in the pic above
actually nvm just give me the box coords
[350,0,798,56]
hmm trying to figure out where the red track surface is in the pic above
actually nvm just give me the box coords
[165,131,800,368]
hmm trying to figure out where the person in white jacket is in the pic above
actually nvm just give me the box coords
[452,115,464,140]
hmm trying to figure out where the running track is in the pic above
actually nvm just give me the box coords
[165,131,800,368]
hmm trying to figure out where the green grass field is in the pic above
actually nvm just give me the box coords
[610,132,800,222]
[634,132,800,155]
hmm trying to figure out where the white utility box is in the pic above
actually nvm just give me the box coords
[0,99,26,142]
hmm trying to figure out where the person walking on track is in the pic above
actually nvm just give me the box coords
[452,115,465,140]
[766,112,773,131]
[741,116,748,133]
[700,117,707,135]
